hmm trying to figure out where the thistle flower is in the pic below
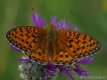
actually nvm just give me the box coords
[17,11,95,80]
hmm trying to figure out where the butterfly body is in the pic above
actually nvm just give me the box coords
[6,26,100,65]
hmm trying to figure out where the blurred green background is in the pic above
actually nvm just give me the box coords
[0,0,107,80]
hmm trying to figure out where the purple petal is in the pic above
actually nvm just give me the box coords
[46,63,56,71]
[18,57,31,63]
[42,63,57,80]
[51,17,68,30]
[73,65,88,77]
[79,57,94,64]
[10,45,21,53]
[57,20,75,30]
[51,16,58,27]
[32,10,45,28]
[58,20,67,29]
[46,63,57,77]
[59,65,74,80]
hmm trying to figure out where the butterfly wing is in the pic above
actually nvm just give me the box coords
[6,26,48,64]
[66,31,100,61]
[52,30,100,65]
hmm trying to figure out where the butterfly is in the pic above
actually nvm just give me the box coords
[6,25,100,65]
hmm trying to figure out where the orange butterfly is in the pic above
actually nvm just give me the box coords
[6,25,100,65]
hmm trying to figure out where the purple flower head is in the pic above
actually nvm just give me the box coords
[18,11,97,80]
